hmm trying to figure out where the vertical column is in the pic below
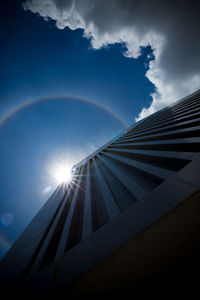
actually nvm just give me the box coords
[82,162,93,239]
[54,166,84,259]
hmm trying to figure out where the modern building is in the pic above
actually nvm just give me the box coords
[0,89,200,295]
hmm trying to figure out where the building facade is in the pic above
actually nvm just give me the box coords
[0,90,200,294]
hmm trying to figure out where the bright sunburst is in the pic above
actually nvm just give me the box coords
[43,154,79,196]
[54,164,72,184]
[47,156,75,187]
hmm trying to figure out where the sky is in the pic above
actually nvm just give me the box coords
[0,0,199,259]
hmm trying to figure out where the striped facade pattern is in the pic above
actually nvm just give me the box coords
[23,90,200,277]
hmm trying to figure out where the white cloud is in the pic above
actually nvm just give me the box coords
[23,0,200,120]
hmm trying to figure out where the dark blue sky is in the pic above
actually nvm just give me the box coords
[0,1,154,258]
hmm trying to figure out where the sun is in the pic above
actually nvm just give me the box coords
[54,165,72,184]
[46,156,76,189]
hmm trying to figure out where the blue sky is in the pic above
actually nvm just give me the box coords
[0,1,155,258]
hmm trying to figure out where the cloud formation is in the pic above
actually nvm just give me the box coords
[23,0,200,120]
